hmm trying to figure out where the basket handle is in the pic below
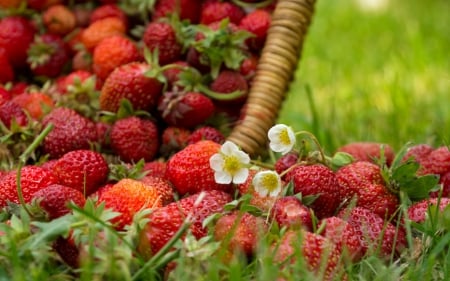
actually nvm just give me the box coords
[227,0,316,155]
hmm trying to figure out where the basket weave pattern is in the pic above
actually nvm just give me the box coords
[228,0,316,155]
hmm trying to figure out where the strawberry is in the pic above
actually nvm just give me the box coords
[401,143,434,165]
[99,62,164,113]
[80,17,127,51]
[338,207,406,259]
[163,60,189,87]
[0,100,28,127]
[0,16,36,68]
[0,86,11,102]
[27,0,63,11]
[0,48,14,83]
[92,35,141,83]
[213,211,269,256]
[165,140,232,195]
[285,164,340,218]
[32,183,86,219]
[139,175,175,206]
[407,197,450,224]
[53,235,80,268]
[200,0,245,25]
[110,116,160,163]
[42,4,77,35]
[41,107,98,159]
[89,3,128,28]
[160,126,191,156]
[274,152,299,178]
[143,160,167,179]
[239,8,271,52]
[239,53,259,82]
[143,21,182,66]
[11,92,54,120]
[419,146,450,176]
[237,169,280,212]
[209,70,249,104]
[158,91,215,129]
[270,196,314,231]
[336,141,395,166]
[0,165,58,208]
[319,216,364,262]
[272,230,345,281]
[187,126,225,145]
[430,171,450,198]
[153,0,202,24]
[97,178,162,230]
[55,70,97,95]
[52,149,109,196]
[138,189,232,257]
[27,33,71,78]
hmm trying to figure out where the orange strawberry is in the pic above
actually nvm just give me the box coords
[89,3,128,28]
[97,178,162,230]
[42,4,77,35]
[11,92,54,120]
[80,17,127,51]
[139,175,175,206]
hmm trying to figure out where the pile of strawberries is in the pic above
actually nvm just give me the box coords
[1,1,450,280]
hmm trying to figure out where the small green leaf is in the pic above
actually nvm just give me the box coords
[26,216,73,249]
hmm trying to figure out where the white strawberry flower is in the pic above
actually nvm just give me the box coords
[252,170,282,197]
[268,124,296,155]
[210,141,250,184]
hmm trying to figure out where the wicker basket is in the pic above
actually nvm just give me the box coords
[227,0,316,155]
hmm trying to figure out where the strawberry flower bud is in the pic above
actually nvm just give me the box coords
[268,124,296,155]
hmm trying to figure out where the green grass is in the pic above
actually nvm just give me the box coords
[278,0,450,154]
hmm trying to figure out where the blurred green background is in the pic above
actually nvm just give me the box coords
[278,0,449,154]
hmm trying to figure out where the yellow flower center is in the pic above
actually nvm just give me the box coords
[279,129,291,145]
[223,155,241,175]
[261,173,279,193]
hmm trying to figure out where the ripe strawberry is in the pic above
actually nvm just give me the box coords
[143,160,167,179]
[41,107,98,159]
[272,230,345,281]
[0,16,36,68]
[99,62,164,112]
[285,164,340,218]
[401,143,434,165]
[338,207,406,259]
[336,142,395,166]
[11,92,54,120]
[0,48,14,83]
[32,184,86,219]
[239,54,259,82]
[163,60,189,87]
[153,0,202,24]
[214,211,269,256]
[200,0,245,25]
[0,86,11,102]
[27,33,71,78]
[319,216,364,262]
[187,126,225,145]
[0,100,28,127]
[138,190,232,257]
[55,70,97,95]
[0,165,58,207]
[42,4,77,35]
[407,197,450,224]
[52,149,109,196]
[80,17,127,51]
[274,152,299,178]
[92,35,141,83]
[270,196,314,231]
[209,70,249,104]
[419,146,450,176]
[139,175,174,206]
[53,235,80,268]
[110,116,160,163]
[89,3,128,28]
[158,91,215,129]
[160,126,191,156]
[143,21,182,65]
[430,171,450,198]
[165,140,231,195]
[239,9,271,51]
[97,178,162,230]
[27,0,63,11]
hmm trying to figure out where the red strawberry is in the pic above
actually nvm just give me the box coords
[55,70,97,95]
[430,171,450,198]
[160,126,191,156]
[0,100,28,127]
[0,48,14,83]
[165,140,231,195]
[138,190,232,257]
[93,35,141,83]
[420,146,450,176]
[27,33,71,78]
[209,70,249,104]
[0,165,58,207]
[337,142,395,165]
[285,164,340,218]
[41,107,98,159]
[42,4,77,35]
[402,143,434,165]
[319,216,364,262]
[52,149,109,196]
[110,116,160,163]
[89,3,128,28]
[143,21,182,66]
[239,9,271,51]
[163,60,189,87]
[274,152,299,178]
[214,211,269,256]
[187,126,225,145]
[143,160,167,179]
[272,230,345,281]
[407,197,450,223]
[32,183,86,219]
[158,91,215,129]
[11,92,54,120]
[200,0,245,25]
[99,62,164,113]
[338,207,406,259]
[270,196,314,231]
[0,16,36,68]
[153,0,202,24]
[97,178,162,230]
[239,54,259,82]
[27,0,63,11]
[139,175,175,206]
